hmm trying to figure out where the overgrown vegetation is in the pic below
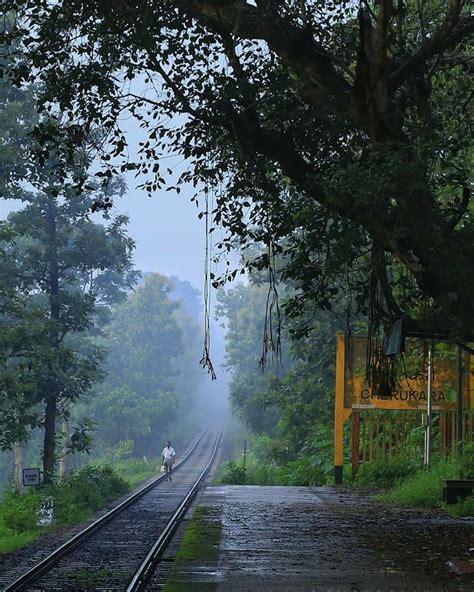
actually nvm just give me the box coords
[218,425,334,487]
[0,33,215,493]
[367,444,474,517]
[164,505,222,592]
[0,465,129,554]
[216,283,338,487]
[355,455,421,489]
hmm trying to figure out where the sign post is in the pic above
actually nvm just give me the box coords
[457,345,464,446]
[334,333,352,484]
[22,468,41,487]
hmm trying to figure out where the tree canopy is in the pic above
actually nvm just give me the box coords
[1,1,473,345]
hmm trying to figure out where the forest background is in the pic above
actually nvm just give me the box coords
[0,0,473,552]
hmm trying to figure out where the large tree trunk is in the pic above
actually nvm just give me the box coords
[43,197,60,484]
[43,394,57,482]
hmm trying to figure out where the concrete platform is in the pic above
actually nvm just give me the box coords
[167,485,473,591]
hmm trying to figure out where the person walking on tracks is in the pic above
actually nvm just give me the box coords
[162,441,176,481]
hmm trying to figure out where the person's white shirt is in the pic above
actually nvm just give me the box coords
[162,446,176,461]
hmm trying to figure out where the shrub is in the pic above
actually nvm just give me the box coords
[458,442,474,479]
[284,458,326,486]
[54,465,129,522]
[0,464,130,553]
[219,461,247,485]
[0,490,45,532]
[219,456,327,487]
[379,457,460,508]
[113,458,157,485]
[356,455,420,488]
[446,495,474,517]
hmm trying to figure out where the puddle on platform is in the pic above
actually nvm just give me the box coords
[447,559,474,575]
[184,568,225,581]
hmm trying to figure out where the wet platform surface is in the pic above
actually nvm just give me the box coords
[168,485,473,591]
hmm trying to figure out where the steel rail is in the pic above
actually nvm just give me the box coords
[4,424,211,592]
[126,425,223,592]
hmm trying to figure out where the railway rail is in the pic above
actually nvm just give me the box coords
[3,423,223,591]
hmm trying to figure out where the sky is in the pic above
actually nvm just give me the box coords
[0,176,210,294]
[108,108,238,298]
[112,175,208,291]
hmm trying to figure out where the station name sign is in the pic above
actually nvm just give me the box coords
[344,336,473,412]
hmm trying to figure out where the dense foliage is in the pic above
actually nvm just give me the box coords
[0,465,129,554]
[81,274,207,460]
[1,1,472,345]
[0,33,213,484]
[217,278,340,484]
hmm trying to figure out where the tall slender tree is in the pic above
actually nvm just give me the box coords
[1,185,137,480]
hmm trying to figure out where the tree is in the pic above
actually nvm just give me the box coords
[216,282,290,433]
[87,273,203,458]
[0,14,39,198]
[0,1,472,343]
[0,188,136,481]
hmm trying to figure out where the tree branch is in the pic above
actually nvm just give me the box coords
[390,4,473,90]
[145,51,226,127]
[171,0,352,117]
[448,187,471,229]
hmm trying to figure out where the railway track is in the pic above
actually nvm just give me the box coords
[3,424,223,591]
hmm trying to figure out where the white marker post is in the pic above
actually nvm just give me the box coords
[424,342,434,467]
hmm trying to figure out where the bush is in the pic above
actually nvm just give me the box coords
[0,490,45,532]
[0,464,130,553]
[100,440,135,464]
[458,442,474,479]
[54,465,129,522]
[113,458,158,485]
[284,457,326,486]
[218,456,327,487]
[379,457,461,508]
[356,455,420,488]
[219,461,247,485]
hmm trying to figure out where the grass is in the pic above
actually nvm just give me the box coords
[0,465,129,555]
[376,458,459,507]
[164,505,222,592]
[113,458,160,487]
[217,456,329,486]
[356,454,420,489]
[372,447,474,517]
[0,457,163,556]
[0,527,40,554]
[445,495,474,517]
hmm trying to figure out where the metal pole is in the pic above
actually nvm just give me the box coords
[351,413,360,480]
[424,341,434,467]
[243,439,247,470]
[456,345,463,448]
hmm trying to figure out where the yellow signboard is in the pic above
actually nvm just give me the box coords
[345,335,473,412]
[334,332,473,483]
